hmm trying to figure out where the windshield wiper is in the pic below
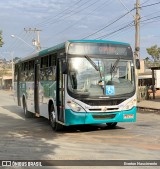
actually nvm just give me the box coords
[110,57,120,82]
[84,55,103,79]
[84,55,100,71]
[110,57,120,74]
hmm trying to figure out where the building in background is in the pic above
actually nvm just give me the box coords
[0,58,12,90]
[138,60,160,89]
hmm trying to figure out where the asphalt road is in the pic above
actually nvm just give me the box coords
[0,90,160,168]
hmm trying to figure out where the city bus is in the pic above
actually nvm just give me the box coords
[14,40,137,131]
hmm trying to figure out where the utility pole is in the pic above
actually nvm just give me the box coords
[134,0,140,100]
[24,28,41,51]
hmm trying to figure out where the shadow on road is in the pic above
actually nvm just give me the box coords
[2,105,126,133]
[60,124,125,134]
[2,105,25,118]
[0,105,60,167]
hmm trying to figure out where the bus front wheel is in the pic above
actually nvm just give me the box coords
[106,122,117,128]
[49,105,63,131]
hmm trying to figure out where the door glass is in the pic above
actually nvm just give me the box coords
[57,59,64,122]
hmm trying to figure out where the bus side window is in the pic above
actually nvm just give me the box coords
[41,56,49,68]
[40,56,49,81]
[20,63,25,81]
[28,60,34,81]
[24,62,29,81]
[48,54,56,80]
[40,54,57,81]
[49,54,56,67]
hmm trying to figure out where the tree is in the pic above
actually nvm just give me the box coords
[146,45,160,62]
[0,31,4,47]
[13,57,20,62]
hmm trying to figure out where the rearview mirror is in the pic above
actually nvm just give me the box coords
[136,59,140,69]
[62,62,67,74]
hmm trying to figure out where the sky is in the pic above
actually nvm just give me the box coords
[0,0,160,60]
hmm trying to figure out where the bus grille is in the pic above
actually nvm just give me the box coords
[80,99,125,106]
[92,114,116,120]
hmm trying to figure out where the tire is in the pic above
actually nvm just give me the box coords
[23,98,33,118]
[49,104,63,131]
[106,122,117,128]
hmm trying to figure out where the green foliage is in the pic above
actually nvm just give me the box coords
[13,57,20,62]
[146,45,160,62]
[0,31,4,47]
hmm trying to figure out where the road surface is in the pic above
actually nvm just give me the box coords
[0,90,159,168]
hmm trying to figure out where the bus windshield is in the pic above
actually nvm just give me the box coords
[67,56,135,98]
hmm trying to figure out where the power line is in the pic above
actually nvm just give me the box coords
[141,15,160,22]
[7,0,99,55]
[141,1,160,8]
[142,18,160,25]
[104,19,135,38]
[142,10,160,18]
[8,31,29,52]
[118,0,134,17]
[107,14,160,40]
[141,0,151,5]
[41,0,114,45]
[82,8,135,39]
[83,15,160,40]
[40,0,99,29]
[37,0,92,28]
[108,26,134,39]
[95,21,134,39]
[46,0,112,40]
[36,0,83,27]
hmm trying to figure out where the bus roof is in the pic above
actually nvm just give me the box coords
[15,39,130,63]
[68,40,130,46]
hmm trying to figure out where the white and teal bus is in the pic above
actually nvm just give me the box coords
[14,40,137,131]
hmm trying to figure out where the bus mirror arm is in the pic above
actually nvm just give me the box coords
[62,62,68,74]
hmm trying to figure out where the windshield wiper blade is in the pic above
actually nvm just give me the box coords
[84,55,100,71]
[110,57,120,73]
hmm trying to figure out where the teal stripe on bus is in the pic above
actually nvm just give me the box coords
[39,42,65,56]
[68,40,130,46]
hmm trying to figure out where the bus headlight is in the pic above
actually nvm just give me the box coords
[122,99,136,111]
[67,101,82,112]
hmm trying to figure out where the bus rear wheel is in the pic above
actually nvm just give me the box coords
[106,122,117,128]
[49,105,63,131]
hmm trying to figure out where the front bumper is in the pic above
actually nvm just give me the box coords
[65,107,136,126]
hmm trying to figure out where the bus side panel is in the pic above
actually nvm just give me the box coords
[39,81,48,119]
[39,81,57,119]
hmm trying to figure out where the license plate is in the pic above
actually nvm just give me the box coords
[124,114,134,119]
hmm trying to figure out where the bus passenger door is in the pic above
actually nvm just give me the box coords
[17,66,21,106]
[34,63,40,116]
[56,59,65,122]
